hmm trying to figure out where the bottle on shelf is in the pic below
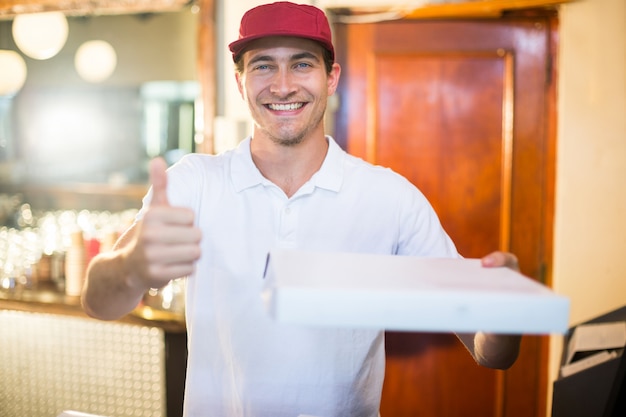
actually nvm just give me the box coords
[64,230,86,297]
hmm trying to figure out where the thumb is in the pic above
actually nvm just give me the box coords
[149,157,170,206]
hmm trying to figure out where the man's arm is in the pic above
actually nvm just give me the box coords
[456,251,523,370]
[81,158,201,321]
[457,332,521,370]
[81,225,145,320]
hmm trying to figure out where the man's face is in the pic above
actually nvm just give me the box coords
[236,36,340,147]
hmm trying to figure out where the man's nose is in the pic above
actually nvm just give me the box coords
[269,69,297,96]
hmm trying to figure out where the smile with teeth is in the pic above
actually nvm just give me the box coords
[267,102,304,111]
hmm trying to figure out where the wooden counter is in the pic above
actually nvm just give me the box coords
[0,286,186,333]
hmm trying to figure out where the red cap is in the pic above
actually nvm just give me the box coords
[228,1,335,62]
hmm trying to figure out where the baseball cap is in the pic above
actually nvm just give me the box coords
[228,1,335,62]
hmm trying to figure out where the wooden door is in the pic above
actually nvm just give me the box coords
[334,12,557,417]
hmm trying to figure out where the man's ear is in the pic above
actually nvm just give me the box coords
[235,72,244,98]
[327,63,341,96]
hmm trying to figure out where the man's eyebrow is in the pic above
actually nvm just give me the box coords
[292,51,321,62]
[248,54,274,67]
[247,51,321,67]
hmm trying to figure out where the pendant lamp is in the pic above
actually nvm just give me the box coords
[12,11,69,60]
[0,50,27,96]
[75,40,117,83]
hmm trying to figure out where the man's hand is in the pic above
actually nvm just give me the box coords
[480,250,519,271]
[123,157,202,290]
[83,157,201,320]
[458,250,522,370]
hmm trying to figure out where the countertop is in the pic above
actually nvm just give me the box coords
[0,285,186,333]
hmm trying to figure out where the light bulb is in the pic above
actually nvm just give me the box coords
[0,50,27,96]
[12,11,69,60]
[75,40,117,83]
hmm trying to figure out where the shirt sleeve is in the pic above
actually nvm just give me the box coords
[395,179,459,259]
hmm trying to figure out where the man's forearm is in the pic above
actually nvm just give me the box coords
[81,249,146,321]
[457,332,521,370]
[475,332,521,369]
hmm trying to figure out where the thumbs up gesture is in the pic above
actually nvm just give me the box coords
[149,157,171,207]
[124,157,202,290]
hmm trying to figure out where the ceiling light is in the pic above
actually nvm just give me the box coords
[12,11,69,60]
[0,50,27,96]
[75,40,117,83]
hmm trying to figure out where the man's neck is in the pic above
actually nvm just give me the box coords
[250,132,329,198]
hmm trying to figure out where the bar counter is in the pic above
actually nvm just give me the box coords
[0,287,187,417]
[0,286,186,333]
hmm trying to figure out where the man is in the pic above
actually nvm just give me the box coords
[82,2,521,416]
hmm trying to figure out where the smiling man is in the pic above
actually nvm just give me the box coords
[233,34,339,197]
[81,2,521,417]
[235,36,336,148]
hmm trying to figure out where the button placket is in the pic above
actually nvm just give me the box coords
[278,203,297,244]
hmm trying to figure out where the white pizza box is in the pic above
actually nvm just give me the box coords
[262,249,570,334]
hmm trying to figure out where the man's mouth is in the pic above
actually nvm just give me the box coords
[267,102,304,111]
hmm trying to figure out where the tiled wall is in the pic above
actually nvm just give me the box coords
[0,310,166,417]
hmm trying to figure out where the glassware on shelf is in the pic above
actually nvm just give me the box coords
[0,202,139,295]
[142,278,186,319]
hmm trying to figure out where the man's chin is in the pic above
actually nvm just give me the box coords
[273,135,305,147]
[267,127,308,147]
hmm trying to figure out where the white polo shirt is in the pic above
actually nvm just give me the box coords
[142,136,458,417]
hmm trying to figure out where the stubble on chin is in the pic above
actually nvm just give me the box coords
[268,112,325,148]
[270,133,306,147]
[262,120,312,147]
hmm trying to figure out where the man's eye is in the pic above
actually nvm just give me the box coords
[251,63,272,71]
[295,62,312,69]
